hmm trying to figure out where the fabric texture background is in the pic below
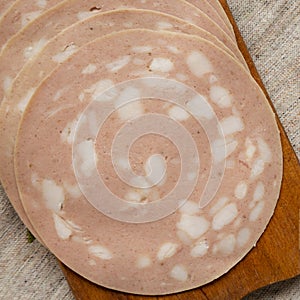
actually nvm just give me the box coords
[0,0,299,299]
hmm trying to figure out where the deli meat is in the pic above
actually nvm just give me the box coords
[13,30,282,294]
[0,0,243,103]
[0,0,63,49]
[0,8,247,245]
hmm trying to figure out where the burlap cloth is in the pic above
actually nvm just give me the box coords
[0,1,299,299]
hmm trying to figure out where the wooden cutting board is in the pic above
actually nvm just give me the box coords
[58,1,300,299]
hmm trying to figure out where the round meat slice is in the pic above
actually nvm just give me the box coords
[0,0,244,103]
[15,29,282,295]
[0,8,246,245]
[0,0,64,49]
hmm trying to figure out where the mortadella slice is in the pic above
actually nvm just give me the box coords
[0,0,64,49]
[0,8,246,246]
[0,0,242,103]
[15,29,282,295]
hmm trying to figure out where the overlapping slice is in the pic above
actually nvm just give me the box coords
[186,0,234,37]
[0,8,246,243]
[14,29,282,294]
[0,0,64,49]
[0,0,242,103]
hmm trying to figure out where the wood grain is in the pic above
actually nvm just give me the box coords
[59,1,300,299]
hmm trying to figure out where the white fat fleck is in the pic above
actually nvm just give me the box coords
[176,230,192,245]
[234,181,248,200]
[179,200,200,215]
[21,11,42,27]
[209,197,229,215]
[257,137,272,163]
[88,79,115,101]
[78,92,85,102]
[42,179,65,213]
[245,138,256,160]
[149,57,174,73]
[3,76,13,94]
[218,234,236,255]
[250,159,265,178]
[118,102,143,121]
[177,214,210,239]
[63,182,82,198]
[253,181,265,201]
[212,203,238,231]
[65,219,82,232]
[132,46,153,53]
[209,75,218,84]
[88,260,96,266]
[210,85,233,108]
[168,106,189,121]
[18,88,35,113]
[237,227,251,247]
[187,51,213,78]
[31,173,40,189]
[53,213,72,240]
[157,243,179,261]
[156,21,174,30]
[60,119,77,145]
[76,140,96,177]
[124,191,142,203]
[190,239,209,257]
[176,73,188,81]
[170,265,188,282]
[88,245,112,260]
[36,0,47,8]
[167,46,180,54]
[77,11,96,21]
[145,155,166,185]
[133,58,145,66]
[249,201,265,222]
[82,64,97,75]
[220,116,244,136]
[186,95,213,120]
[123,21,133,28]
[136,255,152,268]
[106,55,131,73]
[115,86,140,108]
[53,88,64,101]
[212,138,238,163]
[23,38,48,59]
[52,44,78,63]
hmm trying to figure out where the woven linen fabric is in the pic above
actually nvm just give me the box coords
[0,1,299,299]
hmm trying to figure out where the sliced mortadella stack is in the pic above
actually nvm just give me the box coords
[15,29,282,295]
[206,0,235,30]
[186,0,235,38]
[0,0,244,103]
[0,0,64,49]
[0,8,246,247]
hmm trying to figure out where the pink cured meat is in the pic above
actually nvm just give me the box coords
[186,0,234,37]
[15,29,282,294]
[0,0,243,104]
[0,0,16,18]
[0,0,64,49]
[0,9,245,243]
